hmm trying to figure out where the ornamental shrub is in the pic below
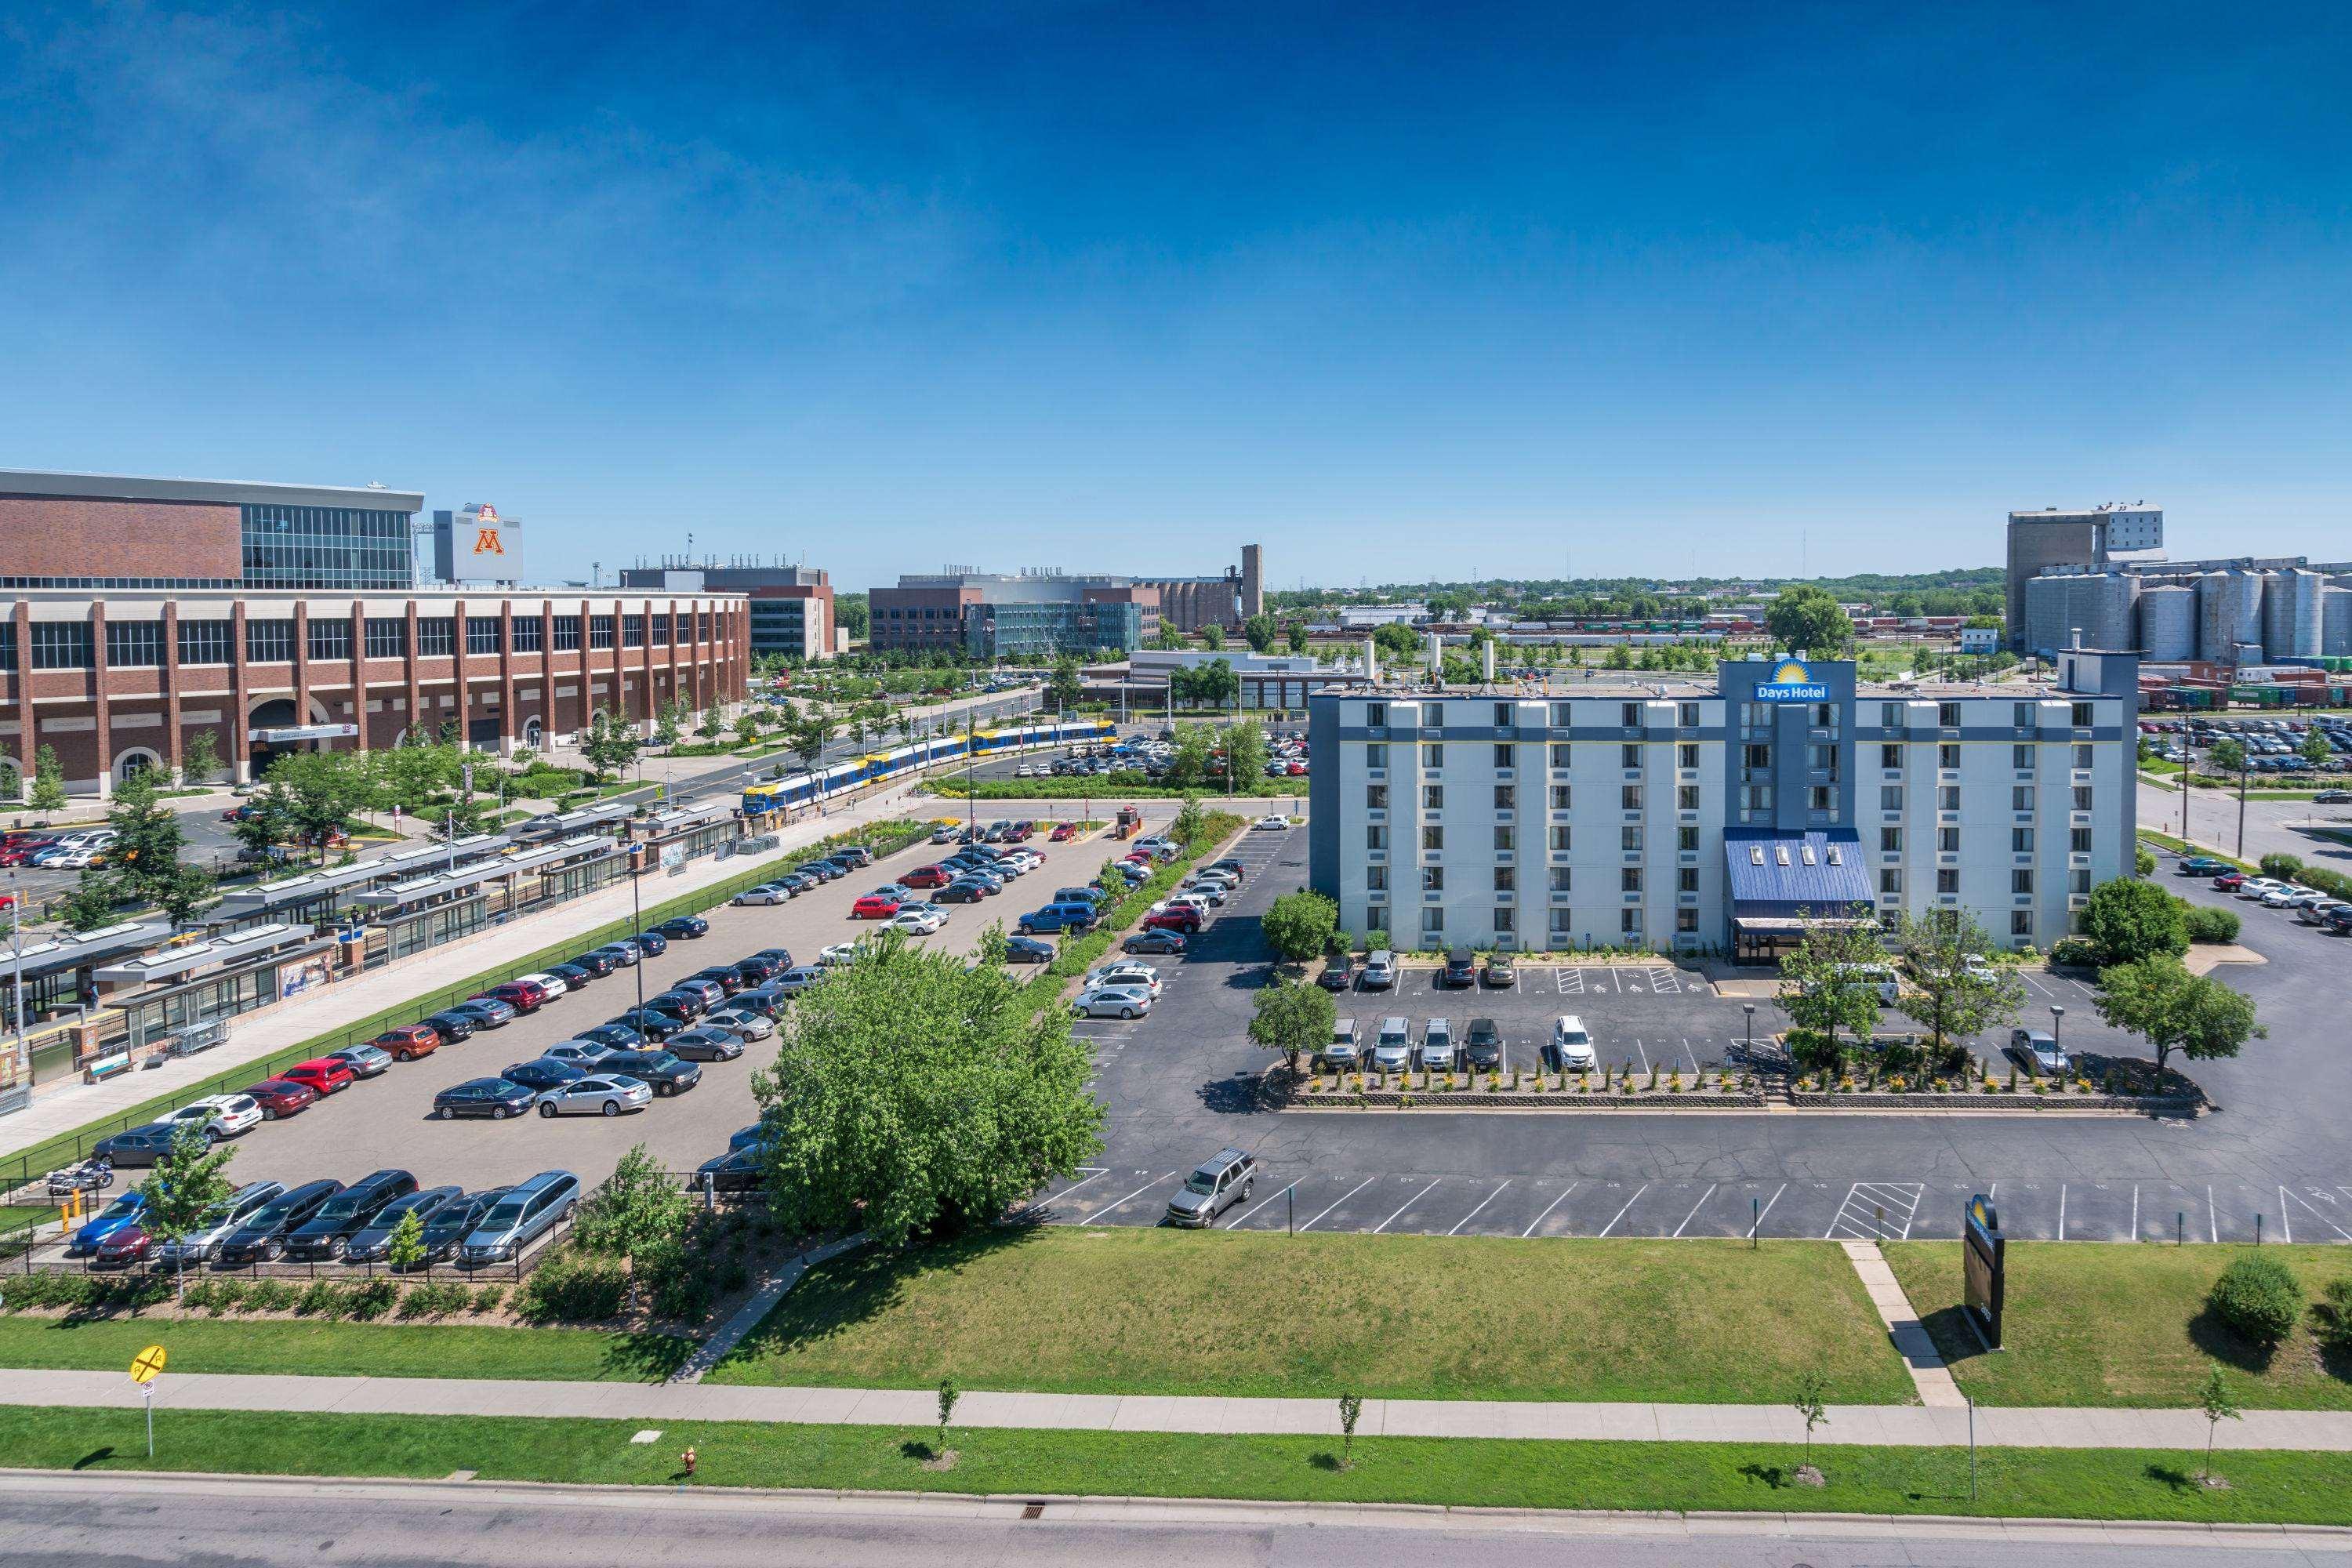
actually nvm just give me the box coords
[2209,1252,2303,1350]
[2184,906,2241,944]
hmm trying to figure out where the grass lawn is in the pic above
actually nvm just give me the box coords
[0,1206,49,1236]
[0,1312,691,1382]
[1885,1242,2352,1409]
[8,1403,2352,1523]
[708,1227,1917,1405]
[2136,829,2252,871]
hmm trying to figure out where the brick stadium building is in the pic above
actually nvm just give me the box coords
[0,470,750,797]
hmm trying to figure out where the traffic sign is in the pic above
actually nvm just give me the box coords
[130,1344,166,1385]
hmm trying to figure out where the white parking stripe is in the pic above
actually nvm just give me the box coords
[1080,1171,1176,1225]
[1633,1038,1651,1076]
[1045,1167,1109,1204]
[1298,1176,1377,1232]
[2131,1183,2140,1240]
[2057,1183,2066,1241]
[1751,1182,1788,1238]
[1671,1182,1719,1238]
[1371,1180,1441,1233]
[1595,1183,1650,1237]
[1680,1037,1701,1075]
[2279,1187,2292,1245]
[1229,1183,1289,1229]
[2209,1185,2219,1243]
[1521,1181,1579,1237]
[2283,1187,2352,1243]
[1447,1180,1511,1236]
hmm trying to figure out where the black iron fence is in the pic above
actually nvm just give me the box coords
[9,1210,575,1285]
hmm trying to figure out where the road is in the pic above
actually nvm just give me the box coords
[2,1473,2345,1566]
[2140,778,2352,870]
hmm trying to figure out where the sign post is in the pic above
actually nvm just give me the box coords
[1962,1195,2005,1351]
[130,1343,165,1457]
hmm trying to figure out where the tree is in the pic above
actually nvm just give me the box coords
[372,735,456,818]
[1284,621,1309,655]
[2303,728,2334,772]
[267,750,372,861]
[1170,793,1207,848]
[1167,723,1216,787]
[1189,659,1239,710]
[27,743,67,811]
[103,768,190,902]
[1791,1370,1829,1482]
[142,1123,238,1304]
[385,1207,428,1273]
[227,782,298,862]
[976,920,1009,967]
[1262,890,1340,964]
[735,710,760,745]
[1338,1392,1363,1469]
[179,728,222,787]
[1893,912,2024,1062]
[937,1375,960,1460]
[1200,623,1225,650]
[2198,1364,2241,1485]
[1151,626,1187,652]
[1224,717,1269,789]
[573,1143,694,1307]
[1242,614,1277,654]
[653,699,685,750]
[1776,913,1888,1069]
[56,869,122,933]
[1047,655,1083,714]
[698,705,724,740]
[579,709,641,783]
[2093,954,2265,1079]
[2207,737,2247,777]
[1370,621,1420,663]
[790,711,835,776]
[2078,877,2190,964]
[1248,977,1336,1075]
[1765,585,1856,657]
[152,862,220,927]
[835,592,870,641]
[750,932,1103,1247]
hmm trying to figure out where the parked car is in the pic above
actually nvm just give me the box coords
[535,1076,653,1117]
[771,965,827,994]
[1358,949,1397,990]
[851,894,901,920]
[566,949,620,978]
[323,1044,394,1080]
[1551,1015,1596,1071]
[371,1023,444,1063]
[216,1179,345,1265]
[447,999,517,1030]
[1165,1147,1258,1228]
[499,1058,588,1094]
[434,1076,541,1119]
[1418,1018,1457,1071]
[481,981,550,1014]
[891,907,948,935]
[1481,953,1518,988]
[281,1058,358,1098]
[1001,935,1055,964]
[586,942,638,969]
[154,1181,286,1268]
[1252,815,1290,831]
[648,987,712,1021]
[1073,985,1153,1019]
[595,1051,702,1097]
[666,1027,748,1062]
[734,954,786,985]
[1140,907,1201,935]
[1123,929,1187,956]
[622,931,670,957]
[345,1186,463,1264]
[1322,1018,1363,1069]
[71,1189,152,1254]
[902,864,951,888]
[695,1143,770,1194]
[241,1078,321,1120]
[1440,947,1477,988]
[2212,871,2248,891]
[419,1189,513,1261]
[2178,856,2234,877]
[732,883,792,906]
[575,1022,647,1051]
[1019,901,1099,935]
[459,1170,583,1264]
[2010,1028,2071,1076]
[284,1169,419,1261]
[419,1011,481,1045]
[653,914,709,940]
[1083,962,1160,996]
[514,971,571,1000]
[1371,1016,1414,1073]
[160,1093,263,1142]
[689,966,747,997]
[1464,1018,1504,1071]
[91,1121,196,1165]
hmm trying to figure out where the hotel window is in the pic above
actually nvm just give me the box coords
[2070,826,2093,854]
[2013,744,2034,769]
[104,621,162,666]
[244,619,294,663]
[1621,742,1641,768]
[1548,825,1573,852]
[1880,826,1902,853]
[1813,702,1835,728]
[1809,786,1834,812]
[1675,908,1699,934]
[1548,742,1572,768]
[2013,702,2035,728]
[1366,825,1386,851]
[2072,786,2094,811]
[1937,702,1961,727]
[589,615,615,650]
[1422,744,1444,768]
[1493,826,1515,853]
[1881,743,1901,769]
[2013,826,2034,851]
[1937,786,1960,811]
[176,620,231,666]
[1548,866,1573,891]
[1881,702,1904,728]
[1621,702,1641,726]
[1677,867,1698,893]
[1423,784,1444,810]
[2012,785,2034,811]
[1678,826,1698,851]
[2011,911,2034,937]
[621,615,646,648]
[1937,868,1959,895]
[651,614,671,647]
[1492,742,1512,768]
[1493,866,1515,894]
[1422,907,1446,935]
[1678,702,1699,728]
[1366,702,1386,727]
[1880,867,1903,894]
[2073,743,2094,769]
[553,615,581,652]
[1494,908,1516,935]
[1937,743,1959,768]
[1365,784,1387,810]
[1366,866,1387,891]
[1678,742,1698,768]
[510,618,543,653]
[2070,869,2092,895]
[1493,702,1512,726]
[1621,826,1643,851]
[1744,785,1773,811]
[1421,866,1445,891]
[1621,908,1642,934]
[2071,702,2094,727]
[1365,742,1387,768]
[1878,784,1903,811]
[466,617,502,655]
[2012,869,2034,895]
[1550,702,1572,725]
[1744,742,1771,770]
[1676,785,1700,810]
[365,619,406,659]
[1548,908,1574,938]
[1494,784,1515,810]
[1620,785,1642,810]
[1621,867,1642,893]
[417,618,456,657]
[1939,826,1960,851]
[1548,784,1572,810]
[307,619,352,662]
[1421,826,1444,851]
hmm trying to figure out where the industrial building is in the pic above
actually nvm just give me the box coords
[1306,648,2139,960]
[2020,559,2352,665]
[2004,503,2164,648]
[617,560,837,662]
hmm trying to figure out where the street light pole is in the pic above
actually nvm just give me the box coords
[2050,1004,2064,1070]
[9,871,26,1088]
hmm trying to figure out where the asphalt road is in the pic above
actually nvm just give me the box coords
[5,1474,2345,1567]
[2140,777,2352,869]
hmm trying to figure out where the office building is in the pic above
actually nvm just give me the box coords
[869,571,1157,658]
[0,470,750,796]
[1307,649,2139,960]
[618,560,836,662]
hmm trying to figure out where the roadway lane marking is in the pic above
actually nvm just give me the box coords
[1447,1180,1512,1236]
[1595,1183,1650,1238]
[1751,1182,1788,1239]
[1520,1182,1580,1238]
[1671,1183,1719,1238]
[1298,1177,1377,1232]
[1371,1180,1441,1234]
[1080,1171,1176,1225]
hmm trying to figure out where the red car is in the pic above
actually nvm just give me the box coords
[241,1078,321,1119]
[279,1058,357,1097]
[2213,872,2248,891]
[1049,823,1078,842]
[93,1224,155,1269]
[1143,907,1203,934]
[902,865,950,888]
[1007,822,1036,841]
[0,837,56,867]
[371,1023,443,1062]
[482,980,549,1014]
[851,894,901,919]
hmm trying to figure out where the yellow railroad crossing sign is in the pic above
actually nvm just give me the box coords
[129,1345,166,1385]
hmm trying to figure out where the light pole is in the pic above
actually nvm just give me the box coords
[631,848,647,1011]
[9,871,26,1089]
[1743,1003,1755,1059]
[2049,1004,2064,1071]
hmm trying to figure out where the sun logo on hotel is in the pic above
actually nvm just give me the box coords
[1770,659,1809,684]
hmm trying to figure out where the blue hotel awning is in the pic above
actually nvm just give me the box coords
[1723,829,1874,917]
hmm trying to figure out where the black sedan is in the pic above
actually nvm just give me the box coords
[695,1144,768,1194]
[1004,935,1056,964]
[499,1058,587,1094]
[565,949,619,978]
[420,1011,480,1044]
[434,1077,540,1120]
[216,1179,344,1266]
[653,914,709,940]
[575,1022,647,1051]
[776,873,815,893]
[91,1122,180,1167]
[544,961,596,990]
[596,1050,702,1096]
[664,1028,745,1063]
[1123,929,1188,956]
[606,1007,682,1041]
[935,882,987,904]
[419,1187,512,1261]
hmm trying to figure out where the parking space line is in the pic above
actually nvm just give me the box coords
[1671,1182,1719,1238]
[1595,1183,1650,1237]
[1081,1171,1175,1225]
[1752,1182,1787,1238]
[1521,1182,1579,1237]
[2278,1188,2292,1244]
[1447,1180,1511,1236]
[1679,1036,1701,1075]
[1048,1167,1109,1203]
[1229,1184,1289,1229]
[1617,967,1645,993]
[1632,1038,1650,1076]
[2020,971,2055,996]
[2209,1185,2219,1243]
[2284,1187,2352,1243]
[1299,1177,1377,1232]
[2132,1183,2140,1241]
[1371,1180,1441,1234]
[2058,1183,2066,1242]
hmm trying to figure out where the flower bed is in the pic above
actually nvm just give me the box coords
[1290,1069,1769,1109]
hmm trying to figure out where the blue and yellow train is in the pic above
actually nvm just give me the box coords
[741,718,1116,816]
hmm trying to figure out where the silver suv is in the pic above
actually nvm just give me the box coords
[1166,1148,1257,1228]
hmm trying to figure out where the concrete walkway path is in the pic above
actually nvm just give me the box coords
[1840,1240,1966,1407]
[2,1367,2345,1450]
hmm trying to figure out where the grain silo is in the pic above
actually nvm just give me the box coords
[2198,568,2265,664]
[2026,571,2136,655]
[2323,586,2352,658]
[2261,568,2326,659]
[2138,583,2196,662]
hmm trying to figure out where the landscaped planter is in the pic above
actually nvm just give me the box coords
[1287,1072,1768,1109]
[1786,1090,2205,1114]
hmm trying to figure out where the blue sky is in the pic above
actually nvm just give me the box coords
[2,2,2346,590]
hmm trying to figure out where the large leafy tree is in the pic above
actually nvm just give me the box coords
[1047,655,1083,713]
[2078,877,2190,965]
[1776,912,1887,1067]
[1892,911,2023,1062]
[579,709,641,783]
[790,710,836,776]
[142,1123,238,1303]
[574,1143,693,1306]
[267,750,372,858]
[27,744,67,811]
[1242,615,1278,653]
[1249,978,1336,1074]
[1764,585,1856,657]
[2093,954,2265,1079]
[1370,621,1421,662]
[1224,717,1269,788]
[1200,623,1225,651]
[1262,890,1339,964]
[750,932,1102,1246]
[103,769,190,902]
[227,782,299,862]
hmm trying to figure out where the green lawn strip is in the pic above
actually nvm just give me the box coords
[709,1228,1917,1405]
[0,1311,688,1381]
[1885,1241,2352,1410]
[1014,813,1245,1012]
[2136,830,2252,871]
[935,775,1303,799]
[0,1206,49,1236]
[3,817,937,1184]
[9,1405,2352,1523]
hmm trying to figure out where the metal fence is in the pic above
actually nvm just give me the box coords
[8,1210,575,1285]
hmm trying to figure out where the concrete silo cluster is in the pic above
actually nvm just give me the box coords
[2021,559,2352,667]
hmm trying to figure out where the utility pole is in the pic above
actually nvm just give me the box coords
[9,872,26,1091]
[2236,752,2249,862]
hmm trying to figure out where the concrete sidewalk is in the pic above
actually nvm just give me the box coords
[1,1366,2344,1450]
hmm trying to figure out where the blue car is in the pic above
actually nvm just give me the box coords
[625,931,670,958]
[500,1058,588,1093]
[1004,935,1057,964]
[71,1189,151,1254]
